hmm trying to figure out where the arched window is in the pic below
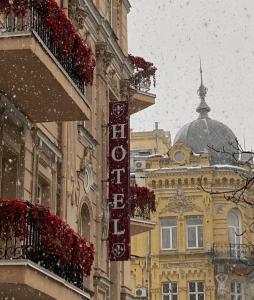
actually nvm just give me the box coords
[228,209,242,257]
[80,204,91,241]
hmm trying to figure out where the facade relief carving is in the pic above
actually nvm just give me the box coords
[69,0,88,30]
[216,273,228,298]
[78,146,96,195]
[95,42,113,76]
[120,79,134,102]
[159,188,202,215]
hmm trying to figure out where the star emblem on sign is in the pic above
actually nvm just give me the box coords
[112,103,125,118]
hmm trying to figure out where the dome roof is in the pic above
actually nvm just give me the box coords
[174,67,239,165]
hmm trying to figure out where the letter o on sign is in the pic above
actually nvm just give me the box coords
[111,145,127,162]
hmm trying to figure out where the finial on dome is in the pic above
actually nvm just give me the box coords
[196,59,211,118]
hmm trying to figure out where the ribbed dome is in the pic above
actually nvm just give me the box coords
[174,117,239,165]
[174,67,239,165]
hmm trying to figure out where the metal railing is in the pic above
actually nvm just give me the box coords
[0,4,85,94]
[130,72,152,93]
[0,212,84,289]
[131,205,151,220]
[212,243,254,260]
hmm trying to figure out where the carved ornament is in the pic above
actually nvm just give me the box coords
[159,189,202,215]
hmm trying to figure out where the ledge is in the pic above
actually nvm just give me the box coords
[0,260,92,300]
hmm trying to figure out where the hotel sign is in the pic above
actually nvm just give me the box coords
[108,101,130,261]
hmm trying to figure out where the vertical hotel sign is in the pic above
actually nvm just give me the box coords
[108,101,130,261]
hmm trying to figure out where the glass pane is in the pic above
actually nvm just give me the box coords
[161,219,176,226]
[237,296,242,300]
[172,295,178,300]
[188,228,196,247]
[172,227,177,249]
[187,217,202,225]
[231,296,236,300]
[231,283,235,292]
[198,295,204,300]
[236,282,242,293]
[229,211,239,227]
[198,226,203,247]
[171,283,177,293]
[189,282,196,292]
[197,282,204,292]
[229,227,236,244]
[163,296,169,300]
[190,295,196,300]
[163,283,169,293]
[162,228,170,249]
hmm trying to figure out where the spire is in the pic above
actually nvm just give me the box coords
[196,59,211,118]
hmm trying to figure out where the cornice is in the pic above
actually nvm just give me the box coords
[122,0,131,13]
[78,124,98,148]
[145,165,249,177]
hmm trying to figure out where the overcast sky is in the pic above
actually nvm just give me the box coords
[128,0,254,150]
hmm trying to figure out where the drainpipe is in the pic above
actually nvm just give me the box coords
[146,230,151,300]
[60,122,67,220]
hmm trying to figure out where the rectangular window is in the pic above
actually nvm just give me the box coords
[162,282,178,300]
[187,217,203,248]
[231,282,244,300]
[188,282,204,300]
[161,218,177,250]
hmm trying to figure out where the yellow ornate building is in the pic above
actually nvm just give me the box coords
[130,77,254,299]
[0,0,156,299]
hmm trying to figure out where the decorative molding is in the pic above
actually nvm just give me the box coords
[95,42,113,77]
[160,262,210,269]
[159,188,202,215]
[69,0,89,30]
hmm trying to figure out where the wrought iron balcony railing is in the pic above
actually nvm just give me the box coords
[212,243,254,261]
[0,199,94,290]
[130,73,152,93]
[0,1,96,94]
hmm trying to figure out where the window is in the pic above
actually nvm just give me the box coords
[228,209,242,257]
[162,282,178,300]
[187,217,203,248]
[231,282,244,300]
[161,219,177,250]
[37,175,51,208]
[80,204,91,241]
[188,282,205,300]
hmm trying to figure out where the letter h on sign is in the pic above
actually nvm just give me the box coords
[108,101,130,261]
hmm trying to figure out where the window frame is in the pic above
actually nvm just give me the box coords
[231,281,244,300]
[162,282,178,300]
[160,218,177,250]
[188,281,205,300]
[186,216,204,249]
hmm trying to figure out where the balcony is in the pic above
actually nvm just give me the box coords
[0,1,96,122]
[129,54,156,115]
[212,243,254,264]
[0,199,94,299]
[130,185,156,235]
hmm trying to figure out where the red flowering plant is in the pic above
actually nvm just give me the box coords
[130,185,156,220]
[0,199,95,277]
[0,0,96,86]
[0,199,29,239]
[128,54,157,91]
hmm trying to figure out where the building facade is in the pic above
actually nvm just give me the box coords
[130,78,254,299]
[0,0,156,299]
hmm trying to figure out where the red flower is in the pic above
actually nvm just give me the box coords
[129,54,157,88]
[0,199,94,277]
